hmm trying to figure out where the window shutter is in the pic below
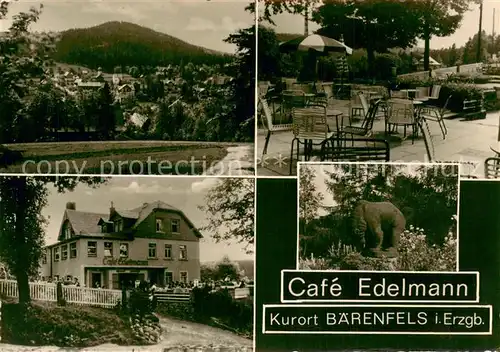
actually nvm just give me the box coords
[112,274,119,289]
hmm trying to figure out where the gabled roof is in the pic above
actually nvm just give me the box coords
[60,201,203,240]
[129,201,181,228]
[65,209,108,235]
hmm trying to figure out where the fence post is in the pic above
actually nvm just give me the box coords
[56,282,63,306]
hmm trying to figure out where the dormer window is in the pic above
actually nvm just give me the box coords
[156,218,163,232]
[101,224,107,233]
[63,222,72,239]
[114,219,123,232]
[171,219,180,234]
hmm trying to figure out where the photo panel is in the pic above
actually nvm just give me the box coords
[0,175,254,351]
[0,0,255,176]
[297,162,460,272]
[255,174,499,351]
[256,0,500,179]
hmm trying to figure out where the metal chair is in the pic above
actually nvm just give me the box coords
[342,99,382,146]
[386,99,417,144]
[258,97,293,157]
[324,138,390,162]
[289,105,334,175]
[418,117,478,178]
[419,94,451,140]
[484,157,500,179]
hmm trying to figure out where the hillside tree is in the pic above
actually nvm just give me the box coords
[299,165,324,235]
[411,0,475,70]
[0,176,107,305]
[199,178,254,253]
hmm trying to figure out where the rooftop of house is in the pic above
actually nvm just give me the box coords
[54,200,202,245]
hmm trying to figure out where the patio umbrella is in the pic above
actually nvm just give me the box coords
[279,34,353,55]
[280,34,353,86]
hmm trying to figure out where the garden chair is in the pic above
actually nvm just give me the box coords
[258,81,271,97]
[427,84,442,104]
[415,86,430,101]
[386,99,417,144]
[418,118,478,179]
[350,91,365,119]
[281,90,306,120]
[289,104,334,175]
[419,94,451,140]
[258,97,293,157]
[324,137,390,162]
[484,157,500,179]
[342,99,382,146]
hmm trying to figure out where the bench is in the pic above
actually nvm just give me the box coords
[323,138,390,162]
[462,98,486,120]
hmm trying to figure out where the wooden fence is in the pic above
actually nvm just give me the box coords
[0,280,121,308]
[0,280,252,308]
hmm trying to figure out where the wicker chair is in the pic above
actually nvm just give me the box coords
[289,105,334,175]
[386,99,417,144]
[259,97,293,157]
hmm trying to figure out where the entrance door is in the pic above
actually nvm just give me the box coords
[119,273,139,289]
[91,272,102,288]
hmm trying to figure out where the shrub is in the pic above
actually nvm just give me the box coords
[398,226,457,271]
[1,302,141,347]
[128,287,153,317]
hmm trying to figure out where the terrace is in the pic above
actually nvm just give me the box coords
[257,89,500,177]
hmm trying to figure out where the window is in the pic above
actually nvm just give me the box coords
[54,247,60,262]
[87,241,97,257]
[155,218,163,232]
[114,220,123,232]
[165,272,173,284]
[164,244,172,259]
[101,224,108,233]
[179,271,188,284]
[148,242,157,258]
[119,243,128,258]
[61,244,68,260]
[104,242,113,257]
[41,250,47,264]
[179,245,187,260]
[70,242,77,258]
[64,224,72,239]
[171,219,180,233]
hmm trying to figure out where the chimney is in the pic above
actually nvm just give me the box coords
[66,202,76,210]
[110,201,116,215]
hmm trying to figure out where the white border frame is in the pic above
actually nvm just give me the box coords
[279,269,480,303]
[262,304,493,335]
[296,161,462,271]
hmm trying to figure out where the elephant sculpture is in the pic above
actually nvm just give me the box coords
[352,200,406,258]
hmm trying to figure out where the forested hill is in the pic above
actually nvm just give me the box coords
[52,21,232,71]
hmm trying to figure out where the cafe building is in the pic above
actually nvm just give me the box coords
[39,201,202,289]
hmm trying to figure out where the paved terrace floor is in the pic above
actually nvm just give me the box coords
[257,99,500,178]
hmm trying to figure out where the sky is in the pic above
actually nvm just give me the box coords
[302,164,422,217]
[0,0,254,53]
[41,176,253,263]
[262,0,500,50]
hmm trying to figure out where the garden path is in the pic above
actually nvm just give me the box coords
[0,315,252,351]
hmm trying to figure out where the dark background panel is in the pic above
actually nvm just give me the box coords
[255,179,500,351]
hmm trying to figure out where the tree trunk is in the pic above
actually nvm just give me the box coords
[424,24,431,72]
[367,47,376,79]
[13,177,30,304]
[16,270,31,304]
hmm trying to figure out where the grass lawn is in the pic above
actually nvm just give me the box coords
[1,301,142,347]
[1,141,235,175]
